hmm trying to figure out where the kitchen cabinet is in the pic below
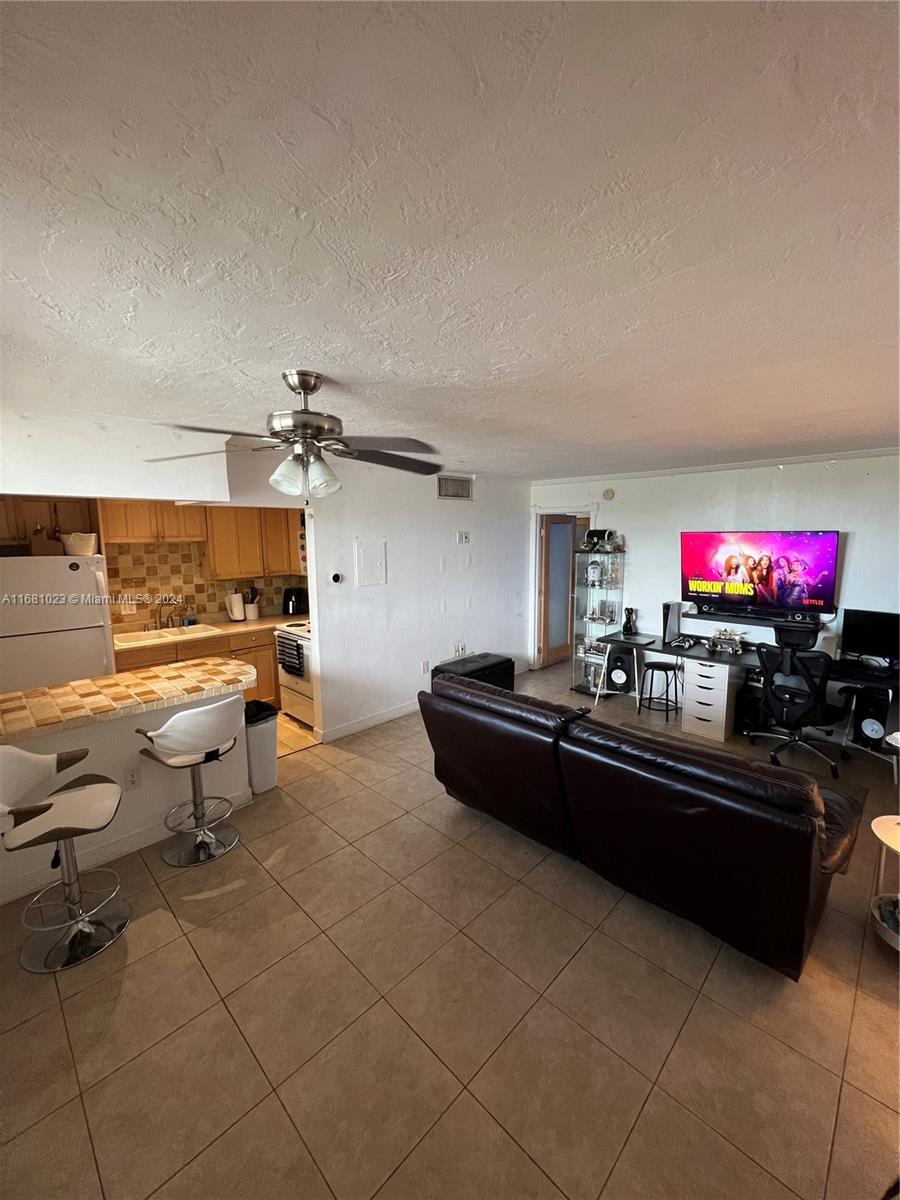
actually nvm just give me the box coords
[259,507,303,576]
[0,497,26,544]
[98,500,207,545]
[115,644,178,671]
[99,501,159,543]
[204,507,264,580]
[231,645,278,705]
[156,502,207,543]
[0,495,93,545]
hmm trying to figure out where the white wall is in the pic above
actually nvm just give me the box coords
[228,453,532,739]
[530,454,899,654]
[0,410,230,500]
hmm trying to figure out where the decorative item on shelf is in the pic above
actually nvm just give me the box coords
[579,528,623,553]
[709,628,744,655]
[622,607,637,637]
[586,559,602,585]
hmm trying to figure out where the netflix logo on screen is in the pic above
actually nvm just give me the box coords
[680,531,839,614]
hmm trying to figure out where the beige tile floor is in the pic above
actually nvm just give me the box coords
[277,711,319,757]
[1,665,897,1200]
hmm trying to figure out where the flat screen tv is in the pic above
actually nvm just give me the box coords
[681,530,840,616]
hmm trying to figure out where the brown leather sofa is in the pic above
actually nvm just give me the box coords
[419,675,864,979]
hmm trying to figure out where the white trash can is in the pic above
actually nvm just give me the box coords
[245,701,278,794]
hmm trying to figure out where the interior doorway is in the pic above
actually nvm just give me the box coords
[536,514,589,668]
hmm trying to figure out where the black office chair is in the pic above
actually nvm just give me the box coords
[747,645,850,779]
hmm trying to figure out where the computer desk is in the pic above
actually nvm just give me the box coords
[595,633,898,770]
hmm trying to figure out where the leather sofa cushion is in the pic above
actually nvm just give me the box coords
[568,716,826,822]
[430,674,575,733]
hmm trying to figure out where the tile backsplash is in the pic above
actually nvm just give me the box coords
[105,543,303,627]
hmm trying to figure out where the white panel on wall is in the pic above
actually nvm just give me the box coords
[354,538,387,587]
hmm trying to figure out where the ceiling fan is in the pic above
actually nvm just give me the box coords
[147,370,442,500]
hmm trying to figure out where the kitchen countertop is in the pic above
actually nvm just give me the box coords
[0,657,257,744]
[114,614,287,645]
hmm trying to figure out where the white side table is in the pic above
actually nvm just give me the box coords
[870,814,900,951]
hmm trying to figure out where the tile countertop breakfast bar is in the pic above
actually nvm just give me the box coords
[0,658,256,903]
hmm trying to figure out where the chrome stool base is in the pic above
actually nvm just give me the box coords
[161,821,239,868]
[20,896,131,974]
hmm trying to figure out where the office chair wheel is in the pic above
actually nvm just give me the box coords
[830,765,840,780]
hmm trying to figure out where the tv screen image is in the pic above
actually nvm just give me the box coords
[681,531,839,614]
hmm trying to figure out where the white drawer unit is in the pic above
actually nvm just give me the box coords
[682,658,737,742]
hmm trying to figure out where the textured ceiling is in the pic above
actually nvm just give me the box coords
[2,2,897,479]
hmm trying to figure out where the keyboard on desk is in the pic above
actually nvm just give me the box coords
[834,658,896,686]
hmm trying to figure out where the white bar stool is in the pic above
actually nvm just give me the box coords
[137,694,244,868]
[0,745,131,974]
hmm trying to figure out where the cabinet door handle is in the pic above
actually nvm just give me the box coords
[697,684,715,691]
[695,700,713,707]
[692,715,712,723]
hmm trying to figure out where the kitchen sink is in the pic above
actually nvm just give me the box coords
[159,624,221,639]
[114,624,221,648]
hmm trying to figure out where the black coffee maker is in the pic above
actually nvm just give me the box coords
[282,586,308,616]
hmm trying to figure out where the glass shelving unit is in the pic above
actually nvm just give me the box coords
[571,549,626,696]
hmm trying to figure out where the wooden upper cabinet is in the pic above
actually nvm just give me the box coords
[0,497,25,544]
[205,506,263,580]
[0,496,93,544]
[259,507,302,576]
[98,500,207,545]
[99,500,158,543]
[156,502,207,543]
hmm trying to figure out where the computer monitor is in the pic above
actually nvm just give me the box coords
[840,609,899,665]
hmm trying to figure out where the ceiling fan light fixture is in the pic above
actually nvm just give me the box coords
[269,451,307,498]
[307,452,342,497]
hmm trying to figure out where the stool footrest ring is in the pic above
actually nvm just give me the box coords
[22,869,121,932]
[164,796,233,836]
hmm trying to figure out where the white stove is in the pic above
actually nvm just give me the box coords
[275,620,315,726]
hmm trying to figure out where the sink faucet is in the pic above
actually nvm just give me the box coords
[155,600,177,629]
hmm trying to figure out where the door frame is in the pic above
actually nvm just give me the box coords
[528,505,597,670]
[538,515,576,667]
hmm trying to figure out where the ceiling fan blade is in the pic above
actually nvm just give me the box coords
[165,422,278,441]
[251,444,289,453]
[336,436,437,454]
[330,448,443,475]
[143,448,232,463]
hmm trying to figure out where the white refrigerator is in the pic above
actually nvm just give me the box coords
[0,555,116,691]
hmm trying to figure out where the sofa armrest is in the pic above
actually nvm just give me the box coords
[819,786,865,874]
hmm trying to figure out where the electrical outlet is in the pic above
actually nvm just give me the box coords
[124,765,140,791]
[119,600,137,615]
[420,659,430,673]
[452,642,467,657]
[456,530,470,545]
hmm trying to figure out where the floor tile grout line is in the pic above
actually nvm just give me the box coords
[646,1082,809,1200]
[821,918,875,1194]
[56,970,108,1199]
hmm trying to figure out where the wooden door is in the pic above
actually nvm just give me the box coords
[260,508,292,575]
[538,514,576,667]
[206,507,263,579]
[156,502,207,542]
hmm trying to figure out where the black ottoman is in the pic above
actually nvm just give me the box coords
[431,652,516,692]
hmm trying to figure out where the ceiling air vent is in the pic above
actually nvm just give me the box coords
[437,474,474,501]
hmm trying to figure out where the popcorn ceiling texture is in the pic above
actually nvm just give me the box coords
[105,543,301,627]
[1,2,896,478]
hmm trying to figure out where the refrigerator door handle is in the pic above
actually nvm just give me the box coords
[93,569,115,674]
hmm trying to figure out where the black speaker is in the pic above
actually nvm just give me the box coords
[606,651,634,693]
[851,686,891,750]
